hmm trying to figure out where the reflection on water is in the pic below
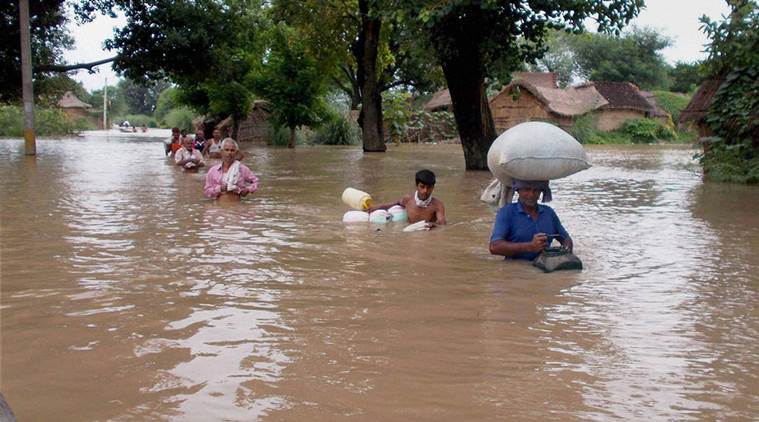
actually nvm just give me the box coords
[1,136,758,421]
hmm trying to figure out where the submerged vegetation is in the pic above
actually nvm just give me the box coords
[0,105,91,137]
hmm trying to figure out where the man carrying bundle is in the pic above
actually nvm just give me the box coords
[489,179,573,260]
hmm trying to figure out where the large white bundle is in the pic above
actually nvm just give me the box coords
[487,121,590,181]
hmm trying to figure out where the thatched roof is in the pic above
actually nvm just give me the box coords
[423,89,452,112]
[587,81,653,113]
[679,78,724,126]
[511,71,558,88]
[492,79,608,117]
[423,75,663,119]
[57,91,91,109]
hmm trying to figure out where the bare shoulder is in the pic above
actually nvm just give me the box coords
[399,194,412,206]
[431,197,445,209]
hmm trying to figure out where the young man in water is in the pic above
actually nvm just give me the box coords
[203,138,258,203]
[368,169,447,225]
[164,127,182,157]
[489,179,573,260]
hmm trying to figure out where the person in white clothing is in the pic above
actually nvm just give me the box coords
[175,135,205,171]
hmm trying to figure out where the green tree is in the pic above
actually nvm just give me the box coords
[571,26,672,90]
[273,0,444,152]
[91,0,265,138]
[397,1,642,170]
[698,0,759,183]
[248,24,328,148]
[1,0,72,102]
[118,78,171,115]
[528,30,578,88]
[668,61,703,93]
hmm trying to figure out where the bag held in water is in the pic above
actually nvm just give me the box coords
[342,187,373,211]
[533,247,583,273]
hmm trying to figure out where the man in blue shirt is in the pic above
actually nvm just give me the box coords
[489,179,573,260]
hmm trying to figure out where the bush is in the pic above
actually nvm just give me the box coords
[0,105,24,136]
[698,138,759,183]
[652,91,691,122]
[621,118,676,143]
[405,111,458,143]
[383,91,414,144]
[162,107,195,132]
[266,125,306,146]
[0,105,90,136]
[569,113,597,144]
[309,112,360,145]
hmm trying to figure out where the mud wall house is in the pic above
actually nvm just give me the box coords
[488,73,608,134]
[588,81,663,131]
[424,72,666,135]
[216,100,273,143]
[57,91,93,122]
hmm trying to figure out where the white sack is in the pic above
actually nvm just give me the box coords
[487,121,590,181]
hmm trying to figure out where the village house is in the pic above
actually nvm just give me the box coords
[678,77,725,139]
[57,91,93,122]
[424,72,668,135]
[211,100,273,142]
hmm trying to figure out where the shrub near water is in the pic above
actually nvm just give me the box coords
[0,105,89,136]
[621,118,676,143]
[162,107,195,132]
[309,113,360,145]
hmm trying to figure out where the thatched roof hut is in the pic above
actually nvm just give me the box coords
[57,91,91,109]
[678,78,724,131]
[423,89,452,112]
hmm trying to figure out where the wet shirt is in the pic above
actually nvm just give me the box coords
[490,202,570,260]
[174,148,204,167]
[203,162,259,198]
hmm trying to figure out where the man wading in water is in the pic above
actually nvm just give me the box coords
[203,138,259,204]
[368,169,447,225]
[489,179,572,260]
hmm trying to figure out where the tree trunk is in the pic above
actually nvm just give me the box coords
[431,5,496,170]
[355,0,385,152]
[440,60,496,170]
[232,117,240,142]
[288,126,296,148]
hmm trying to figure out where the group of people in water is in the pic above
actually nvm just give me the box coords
[166,129,573,261]
[165,127,258,204]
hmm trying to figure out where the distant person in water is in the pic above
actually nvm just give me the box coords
[367,169,446,225]
[204,138,258,203]
[204,128,245,160]
[489,179,573,260]
[175,135,205,171]
[194,129,206,152]
[204,128,224,158]
[165,127,182,157]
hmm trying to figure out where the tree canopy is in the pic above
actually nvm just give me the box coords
[395,0,643,169]
[248,24,328,148]
[571,26,672,90]
[1,0,73,102]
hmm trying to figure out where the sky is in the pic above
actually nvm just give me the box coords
[63,0,732,92]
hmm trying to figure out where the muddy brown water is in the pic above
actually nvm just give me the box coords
[1,132,758,421]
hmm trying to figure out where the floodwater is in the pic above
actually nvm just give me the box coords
[1,131,758,421]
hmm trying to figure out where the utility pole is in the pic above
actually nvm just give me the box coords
[19,0,35,155]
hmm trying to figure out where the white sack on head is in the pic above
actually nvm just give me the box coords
[487,121,590,181]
